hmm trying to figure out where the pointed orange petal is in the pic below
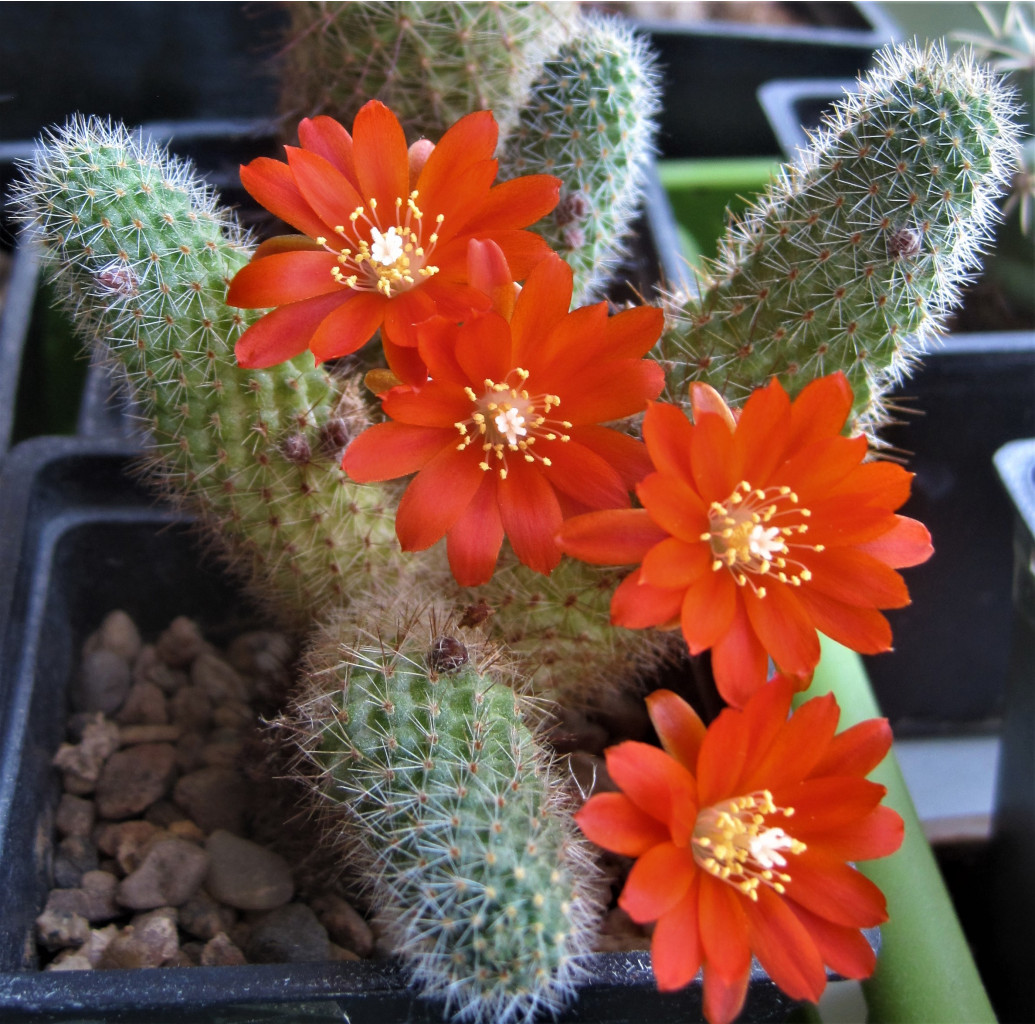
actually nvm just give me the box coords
[604,740,697,841]
[497,459,564,575]
[543,439,630,511]
[690,410,739,501]
[805,547,911,609]
[646,690,707,772]
[732,377,792,484]
[508,254,573,359]
[826,458,914,509]
[611,569,685,630]
[575,792,671,857]
[809,717,893,779]
[470,173,562,231]
[696,702,751,808]
[239,157,329,239]
[466,238,516,320]
[702,963,751,1024]
[743,586,822,678]
[710,601,770,708]
[352,99,409,210]
[641,536,711,590]
[446,473,504,587]
[857,515,933,568]
[780,434,869,499]
[226,250,340,308]
[785,855,889,928]
[699,877,752,985]
[746,886,827,1003]
[619,841,697,923]
[251,234,324,259]
[793,804,904,862]
[636,472,708,543]
[557,508,668,566]
[651,876,703,991]
[342,422,452,482]
[570,426,654,490]
[602,304,666,359]
[785,902,878,981]
[786,371,853,451]
[690,382,737,432]
[233,293,345,369]
[776,775,885,832]
[308,291,387,362]
[284,146,364,232]
[395,448,486,551]
[680,568,739,655]
[643,400,697,482]
[531,303,610,385]
[417,110,498,204]
[298,115,356,180]
[794,588,893,654]
[558,359,665,425]
[381,381,471,428]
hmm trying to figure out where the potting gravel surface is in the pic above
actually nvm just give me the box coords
[36,610,649,972]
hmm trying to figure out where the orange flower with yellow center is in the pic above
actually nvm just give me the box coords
[226,100,560,369]
[342,249,665,586]
[577,679,903,1024]
[557,374,934,707]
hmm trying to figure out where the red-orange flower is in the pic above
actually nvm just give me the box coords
[342,251,665,586]
[557,374,933,706]
[577,679,903,1024]
[227,100,560,368]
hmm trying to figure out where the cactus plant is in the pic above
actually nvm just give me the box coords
[6,16,1026,1024]
[658,42,1024,431]
[288,609,600,1023]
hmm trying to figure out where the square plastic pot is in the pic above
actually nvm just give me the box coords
[639,2,897,158]
[0,436,814,1022]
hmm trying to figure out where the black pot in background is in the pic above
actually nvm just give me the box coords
[640,2,897,158]
[0,437,814,1023]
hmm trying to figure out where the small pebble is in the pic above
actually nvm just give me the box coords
[191,652,248,703]
[309,892,374,957]
[85,610,143,662]
[74,649,132,716]
[94,743,177,820]
[95,909,179,969]
[179,889,237,941]
[245,903,331,964]
[116,838,210,910]
[205,830,294,911]
[52,716,120,796]
[155,616,208,668]
[173,766,251,836]
[115,682,168,726]
[55,793,95,839]
[200,931,247,966]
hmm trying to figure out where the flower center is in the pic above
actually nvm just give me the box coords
[319,191,442,298]
[691,790,806,901]
[454,369,572,481]
[703,481,821,597]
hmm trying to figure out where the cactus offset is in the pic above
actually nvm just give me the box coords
[498,14,661,302]
[658,43,1023,429]
[277,1,577,142]
[288,609,600,1022]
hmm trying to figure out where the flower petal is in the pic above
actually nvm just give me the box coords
[571,426,655,490]
[395,448,487,551]
[636,472,709,543]
[239,157,329,239]
[857,515,933,568]
[308,291,387,362]
[619,841,697,922]
[445,472,504,586]
[794,588,893,654]
[343,422,454,482]
[556,509,667,566]
[785,854,889,928]
[710,601,770,708]
[226,250,340,308]
[508,255,573,358]
[611,569,685,629]
[743,586,822,678]
[352,99,409,210]
[285,146,364,233]
[785,902,878,981]
[643,401,696,483]
[604,740,697,841]
[466,172,562,232]
[554,358,665,424]
[497,459,564,575]
[809,717,893,780]
[651,876,703,991]
[786,371,852,450]
[417,110,498,205]
[298,115,356,180]
[382,381,471,428]
[545,438,631,511]
[575,792,671,858]
[699,877,753,984]
[641,536,711,590]
[679,569,739,655]
[646,690,707,772]
[746,886,828,1003]
[233,292,345,369]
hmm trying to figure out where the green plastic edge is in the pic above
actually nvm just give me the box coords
[803,635,997,1024]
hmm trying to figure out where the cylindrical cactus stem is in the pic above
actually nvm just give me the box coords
[9,116,407,625]
[497,14,662,303]
[286,606,602,1023]
[276,1,578,143]
[658,42,1023,431]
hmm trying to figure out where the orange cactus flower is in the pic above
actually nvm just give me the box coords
[226,100,560,368]
[557,374,933,706]
[576,680,903,1024]
[342,250,665,586]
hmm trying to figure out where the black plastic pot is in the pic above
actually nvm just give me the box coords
[639,2,897,158]
[0,437,816,1023]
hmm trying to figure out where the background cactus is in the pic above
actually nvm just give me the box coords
[658,42,1023,431]
[496,14,662,302]
[276,1,577,142]
[287,608,600,1023]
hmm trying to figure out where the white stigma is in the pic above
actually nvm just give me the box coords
[748,524,785,561]
[369,226,404,266]
[494,407,527,446]
[747,827,794,869]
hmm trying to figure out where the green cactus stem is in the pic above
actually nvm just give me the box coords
[285,608,601,1023]
[276,1,577,143]
[497,14,661,302]
[9,116,406,626]
[658,42,1023,430]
